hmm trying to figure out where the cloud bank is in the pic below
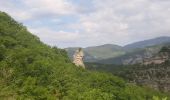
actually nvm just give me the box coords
[0,0,170,48]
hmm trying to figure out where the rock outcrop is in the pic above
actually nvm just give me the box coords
[119,46,170,92]
[122,48,169,65]
[73,48,85,68]
[143,47,170,65]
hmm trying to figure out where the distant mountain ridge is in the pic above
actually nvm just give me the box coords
[124,36,170,50]
[66,36,170,64]
[98,43,169,65]
[65,44,125,62]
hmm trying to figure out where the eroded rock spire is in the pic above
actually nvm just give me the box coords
[73,48,85,68]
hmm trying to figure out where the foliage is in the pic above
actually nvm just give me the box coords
[153,96,167,100]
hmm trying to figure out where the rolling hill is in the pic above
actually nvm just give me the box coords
[98,43,170,65]
[66,37,170,65]
[124,36,170,50]
[65,44,125,62]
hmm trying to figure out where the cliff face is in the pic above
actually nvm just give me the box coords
[87,46,170,93]
[143,53,169,65]
[143,47,170,65]
[122,47,163,65]
[98,45,164,65]
[118,47,170,92]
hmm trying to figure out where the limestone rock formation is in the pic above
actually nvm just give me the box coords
[143,51,169,65]
[121,46,170,92]
[73,48,85,68]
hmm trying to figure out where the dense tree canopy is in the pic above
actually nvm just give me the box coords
[0,11,169,100]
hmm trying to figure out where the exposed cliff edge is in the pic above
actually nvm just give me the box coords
[86,46,170,93]
[143,48,169,65]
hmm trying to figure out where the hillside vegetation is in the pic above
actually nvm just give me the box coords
[0,11,169,100]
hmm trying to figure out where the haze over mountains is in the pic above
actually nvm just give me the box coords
[66,36,170,64]
[124,36,170,50]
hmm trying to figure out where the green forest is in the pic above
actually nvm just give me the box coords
[0,11,169,100]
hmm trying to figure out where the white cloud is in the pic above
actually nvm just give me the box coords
[0,1,32,21]
[67,0,170,46]
[23,0,76,15]
[28,27,79,46]
[0,0,170,48]
[0,0,76,21]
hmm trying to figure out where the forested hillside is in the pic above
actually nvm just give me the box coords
[0,11,169,100]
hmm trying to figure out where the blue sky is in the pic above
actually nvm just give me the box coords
[1,0,170,48]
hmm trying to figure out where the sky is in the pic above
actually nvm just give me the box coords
[0,0,170,48]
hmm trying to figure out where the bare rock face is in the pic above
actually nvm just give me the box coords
[143,52,169,65]
[122,47,170,92]
[73,48,85,68]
